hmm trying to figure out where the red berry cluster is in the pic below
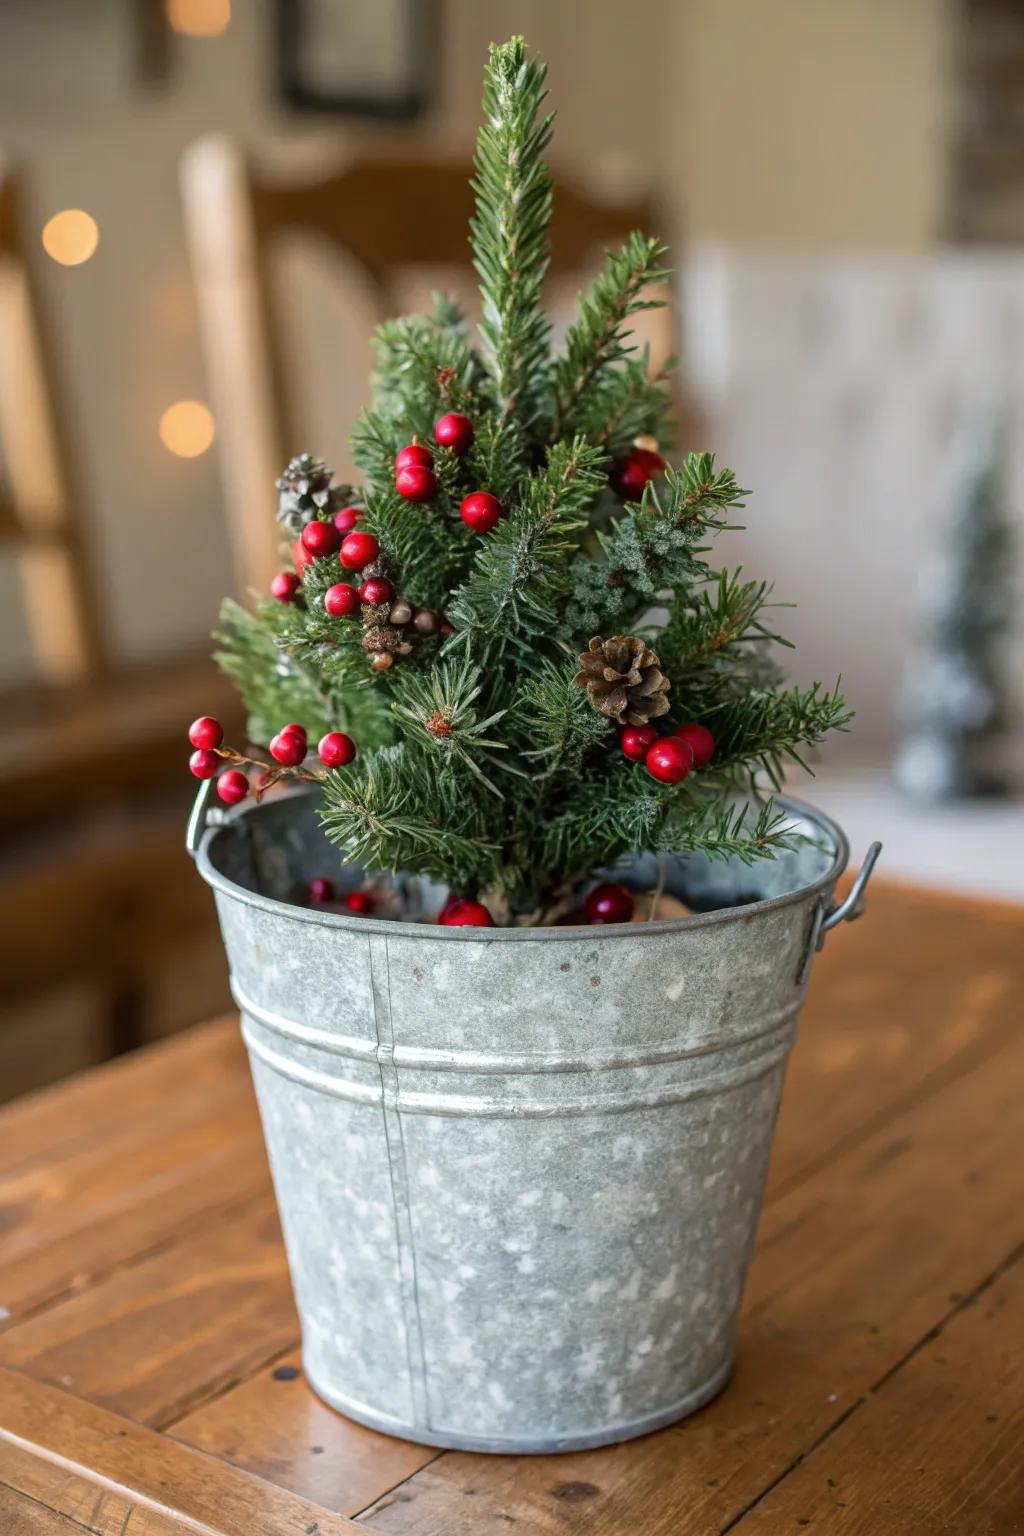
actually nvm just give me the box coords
[186,715,358,806]
[186,715,250,806]
[620,720,715,784]
[395,440,437,503]
[307,876,375,914]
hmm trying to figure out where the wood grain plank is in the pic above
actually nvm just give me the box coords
[768,882,1024,1194]
[0,1023,244,1177]
[170,1349,438,1518]
[356,1031,1024,1534]
[0,1199,295,1428]
[729,1250,1024,1535]
[0,1367,357,1534]
[0,1471,192,1535]
[0,1075,265,1325]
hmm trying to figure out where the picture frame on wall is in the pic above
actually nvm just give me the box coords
[276,0,435,121]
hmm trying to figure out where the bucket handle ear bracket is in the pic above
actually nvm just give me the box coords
[797,840,882,985]
[185,776,229,859]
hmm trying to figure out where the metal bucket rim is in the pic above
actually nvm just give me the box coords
[194,790,849,942]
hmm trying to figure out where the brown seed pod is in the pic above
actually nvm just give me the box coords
[412,607,441,635]
[389,599,413,626]
[369,651,393,671]
[362,624,403,654]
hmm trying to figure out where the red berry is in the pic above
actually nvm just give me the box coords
[339,531,380,570]
[291,538,311,573]
[216,769,248,804]
[583,883,635,924]
[189,747,220,779]
[188,715,223,750]
[434,412,474,454]
[460,491,502,533]
[438,898,495,928]
[270,731,306,766]
[672,722,715,768]
[359,576,395,606]
[333,506,362,534]
[318,731,356,768]
[308,877,335,905]
[395,464,438,503]
[645,736,693,785]
[395,441,434,470]
[620,723,658,763]
[324,582,360,618]
[611,447,667,501]
[344,891,375,915]
[301,520,341,559]
[271,570,302,603]
[280,722,307,740]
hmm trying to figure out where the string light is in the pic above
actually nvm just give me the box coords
[160,400,216,458]
[41,210,99,267]
[166,0,231,38]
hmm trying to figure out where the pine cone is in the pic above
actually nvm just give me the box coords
[276,454,349,536]
[575,635,671,725]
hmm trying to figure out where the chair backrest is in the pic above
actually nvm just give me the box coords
[0,164,103,683]
[181,137,673,595]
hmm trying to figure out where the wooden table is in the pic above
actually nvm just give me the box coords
[1,881,1022,1535]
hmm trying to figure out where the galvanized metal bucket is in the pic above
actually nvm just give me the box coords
[188,783,879,1454]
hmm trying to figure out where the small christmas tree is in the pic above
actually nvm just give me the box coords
[894,427,1017,800]
[191,37,848,925]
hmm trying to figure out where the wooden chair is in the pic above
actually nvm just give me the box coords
[0,163,104,684]
[181,139,677,595]
[0,162,237,1089]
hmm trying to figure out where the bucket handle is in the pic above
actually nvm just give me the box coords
[798,840,882,984]
[185,775,229,858]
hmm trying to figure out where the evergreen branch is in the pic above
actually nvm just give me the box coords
[551,232,669,437]
[705,681,852,790]
[447,437,606,646]
[319,744,502,886]
[511,654,614,771]
[657,569,790,677]
[591,350,676,455]
[655,796,798,865]
[564,452,748,636]
[390,656,512,796]
[471,37,554,433]
[214,598,389,748]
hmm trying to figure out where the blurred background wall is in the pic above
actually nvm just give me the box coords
[0,0,951,693]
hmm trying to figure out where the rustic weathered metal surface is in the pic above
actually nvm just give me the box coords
[192,786,876,1453]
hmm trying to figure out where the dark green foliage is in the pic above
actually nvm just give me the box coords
[215,37,847,918]
[552,233,669,438]
[471,36,553,433]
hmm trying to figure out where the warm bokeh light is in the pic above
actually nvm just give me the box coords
[166,0,231,38]
[160,400,216,458]
[41,210,99,267]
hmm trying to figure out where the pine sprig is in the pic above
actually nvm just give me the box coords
[657,570,790,677]
[512,654,614,772]
[705,681,852,789]
[447,437,607,647]
[551,232,669,438]
[590,350,676,456]
[471,37,554,433]
[320,744,502,886]
[565,453,748,635]
[390,657,513,795]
